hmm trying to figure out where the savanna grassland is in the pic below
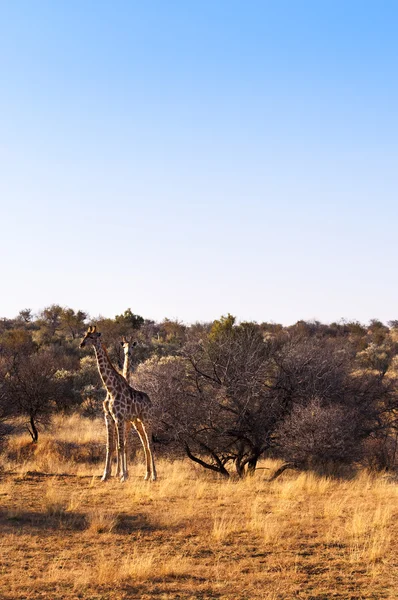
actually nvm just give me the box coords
[1,415,397,600]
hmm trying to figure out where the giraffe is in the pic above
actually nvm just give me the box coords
[103,337,140,479]
[121,336,137,384]
[80,326,157,482]
[114,336,138,477]
[99,337,136,478]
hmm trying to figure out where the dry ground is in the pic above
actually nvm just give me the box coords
[0,416,397,600]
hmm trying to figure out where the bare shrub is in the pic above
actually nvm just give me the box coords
[276,397,364,469]
[362,434,398,471]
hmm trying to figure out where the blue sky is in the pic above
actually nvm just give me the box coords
[1,1,397,324]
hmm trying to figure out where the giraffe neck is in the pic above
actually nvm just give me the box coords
[123,349,130,380]
[93,342,125,396]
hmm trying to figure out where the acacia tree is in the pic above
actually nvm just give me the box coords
[60,308,88,340]
[135,317,287,477]
[0,357,15,444]
[4,349,70,442]
[115,308,144,331]
[36,304,64,341]
[134,353,234,476]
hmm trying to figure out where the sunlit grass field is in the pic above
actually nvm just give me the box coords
[1,415,397,599]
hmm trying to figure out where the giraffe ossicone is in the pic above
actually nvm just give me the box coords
[80,326,157,482]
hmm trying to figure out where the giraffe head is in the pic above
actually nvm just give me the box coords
[80,325,102,348]
[120,336,137,356]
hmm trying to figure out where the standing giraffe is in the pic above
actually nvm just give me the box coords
[103,337,139,479]
[121,336,137,384]
[116,337,138,477]
[100,337,136,478]
[80,326,157,482]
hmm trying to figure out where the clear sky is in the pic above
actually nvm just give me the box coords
[1,1,397,325]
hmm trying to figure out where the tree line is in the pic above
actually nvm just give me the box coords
[1,305,398,477]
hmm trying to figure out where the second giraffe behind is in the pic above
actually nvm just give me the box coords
[80,326,157,482]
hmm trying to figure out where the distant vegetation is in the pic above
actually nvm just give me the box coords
[1,306,398,476]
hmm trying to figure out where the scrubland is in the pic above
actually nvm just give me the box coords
[0,415,397,600]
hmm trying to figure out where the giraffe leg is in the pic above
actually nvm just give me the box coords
[101,399,115,481]
[115,418,128,482]
[115,421,129,478]
[135,420,157,481]
[123,421,131,479]
[115,420,121,478]
[133,420,149,480]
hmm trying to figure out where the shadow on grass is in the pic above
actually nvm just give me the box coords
[268,461,360,483]
[0,509,156,534]
[0,508,87,532]
[119,582,222,600]
[114,512,157,534]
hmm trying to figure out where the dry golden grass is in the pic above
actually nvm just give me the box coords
[1,414,105,476]
[1,416,398,599]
